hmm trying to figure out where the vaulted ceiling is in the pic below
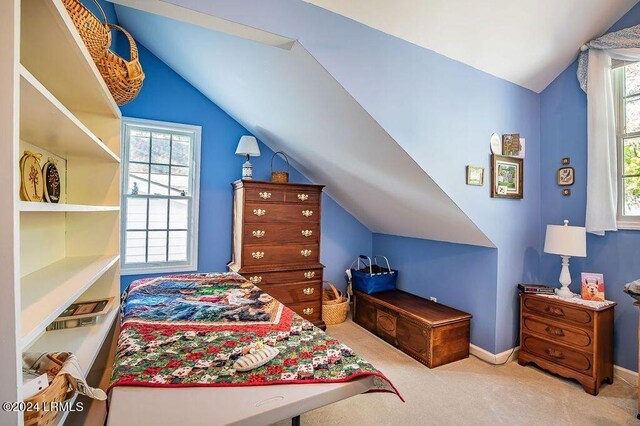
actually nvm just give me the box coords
[304,0,638,92]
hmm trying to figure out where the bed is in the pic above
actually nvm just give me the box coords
[107,273,400,425]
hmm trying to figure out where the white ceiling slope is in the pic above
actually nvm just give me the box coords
[304,0,638,92]
[114,4,495,248]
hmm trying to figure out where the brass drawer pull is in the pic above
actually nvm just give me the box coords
[545,326,565,337]
[259,192,272,199]
[544,347,565,359]
[304,271,315,279]
[301,230,313,237]
[302,210,313,217]
[297,193,309,201]
[253,209,266,216]
[303,287,314,295]
[303,308,314,315]
[544,306,565,317]
[252,251,265,259]
[252,230,265,238]
[249,276,262,284]
[301,249,312,257]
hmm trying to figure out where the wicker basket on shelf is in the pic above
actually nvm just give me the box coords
[23,373,75,426]
[96,24,145,105]
[62,0,111,62]
[270,151,290,183]
[322,281,349,325]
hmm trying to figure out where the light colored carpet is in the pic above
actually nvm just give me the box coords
[273,319,638,425]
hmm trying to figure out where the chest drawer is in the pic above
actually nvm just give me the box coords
[284,190,321,204]
[522,334,593,375]
[289,301,322,322]
[245,188,285,203]
[244,269,323,286]
[243,223,320,245]
[522,297,594,328]
[245,203,320,223]
[522,315,593,350]
[258,281,321,304]
[243,244,319,266]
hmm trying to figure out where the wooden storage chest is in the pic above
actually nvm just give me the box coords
[228,179,326,329]
[353,290,472,367]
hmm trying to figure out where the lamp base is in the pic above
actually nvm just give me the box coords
[242,159,253,180]
[556,255,574,299]
[556,285,574,298]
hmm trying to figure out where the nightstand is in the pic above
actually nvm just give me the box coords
[518,293,615,395]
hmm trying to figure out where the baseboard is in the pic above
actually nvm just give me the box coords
[470,344,520,365]
[471,344,639,384]
[614,364,637,385]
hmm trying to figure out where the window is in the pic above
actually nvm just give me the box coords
[121,118,201,274]
[613,63,640,229]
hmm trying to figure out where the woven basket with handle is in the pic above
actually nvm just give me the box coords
[322,281,349,325]
[270,151,290,183]
[96,24,145,105]
[63,0,111,62]
[23,373,75,426]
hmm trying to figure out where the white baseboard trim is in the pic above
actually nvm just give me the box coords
[614,364,637,385]
[471,344,638,385]
[470,344,520,365]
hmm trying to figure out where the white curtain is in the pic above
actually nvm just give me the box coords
[580,46,640,235]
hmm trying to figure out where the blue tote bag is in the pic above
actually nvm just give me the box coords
[350,255,398,295]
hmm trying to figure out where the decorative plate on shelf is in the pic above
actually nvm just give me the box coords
[42,159,61,203]
[19,151,44,202]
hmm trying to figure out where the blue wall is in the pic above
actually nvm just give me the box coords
[540,4,640,371]
[140,0,543,354]
[107,12,372,290]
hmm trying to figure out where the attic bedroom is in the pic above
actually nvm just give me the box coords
[1,0,640,424]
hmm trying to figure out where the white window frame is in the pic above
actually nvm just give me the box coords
[613,65,640,230]
[120,117,202,275]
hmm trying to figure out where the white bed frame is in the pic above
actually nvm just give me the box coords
[107,376,375,425]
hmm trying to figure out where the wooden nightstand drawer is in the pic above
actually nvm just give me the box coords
[522,297,593,328]
[522,315,593,350]
[522,334,593,375]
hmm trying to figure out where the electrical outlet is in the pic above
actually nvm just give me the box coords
[429,296,437,303]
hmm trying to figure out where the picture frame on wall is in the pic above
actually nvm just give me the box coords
[491,154,523,199]
[466,166,485,186]
[557,167,575,186]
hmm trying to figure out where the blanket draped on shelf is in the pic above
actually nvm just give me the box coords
[109,273,400,399]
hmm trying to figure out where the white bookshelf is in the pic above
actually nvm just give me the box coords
[0,0,122,424]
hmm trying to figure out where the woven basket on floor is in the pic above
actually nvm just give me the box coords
[96,24,145,106]
[23,373,75,426]
[63,0,111,62]
[322,281,349,325]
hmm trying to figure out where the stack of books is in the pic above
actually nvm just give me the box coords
[518,283,555,294]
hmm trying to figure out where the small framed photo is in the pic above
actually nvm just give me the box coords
[557,167,575,186]
[502,133,521,156]
[491,155,523,199]
[581,273,605,301]
[466,166,485,186]
[562,188,571,196]
[562,157,570,165]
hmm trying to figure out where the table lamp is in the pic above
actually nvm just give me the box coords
[544,219,587,298]
[235,136,261,179]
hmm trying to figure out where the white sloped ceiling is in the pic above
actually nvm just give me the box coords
[114,3,494,247]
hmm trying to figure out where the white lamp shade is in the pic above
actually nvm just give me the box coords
[235,136,261,157]
[544,220,587,257]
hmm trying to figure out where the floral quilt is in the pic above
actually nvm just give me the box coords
[109,273,400,398]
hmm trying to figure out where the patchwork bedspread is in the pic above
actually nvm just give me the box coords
[109,273,400,398]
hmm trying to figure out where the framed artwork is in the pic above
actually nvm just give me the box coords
[466,166,485,186]
[581,273,605,302]
[502,133,521,156]
[490,133,502,154]
[557,167,575,186]
[491,154,523,199]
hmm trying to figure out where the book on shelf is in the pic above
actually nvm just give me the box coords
[518,283,555,294]
[46,297,114,331]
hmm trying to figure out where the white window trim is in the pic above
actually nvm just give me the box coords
[120,117,202,275]
[613,67,640,230]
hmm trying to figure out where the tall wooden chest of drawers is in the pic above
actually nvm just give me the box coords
[228,180,326,329]
[518,293,615,395]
